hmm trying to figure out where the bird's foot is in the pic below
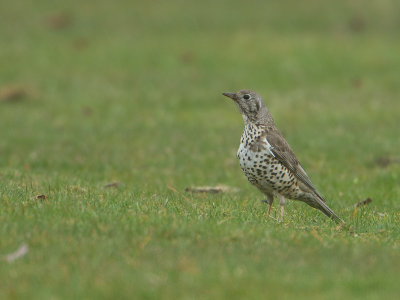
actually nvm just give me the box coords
[268,215,280,222]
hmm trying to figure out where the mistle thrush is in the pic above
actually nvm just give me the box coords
[223,90,342,222]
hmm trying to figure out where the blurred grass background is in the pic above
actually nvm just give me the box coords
[1,0,400,299]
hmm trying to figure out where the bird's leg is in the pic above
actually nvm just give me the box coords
[268,203,273,216]
[277,194,287,220]
[264,194,274,216]
[261,194,274,216]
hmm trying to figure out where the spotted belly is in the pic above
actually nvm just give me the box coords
[237,144,303,199]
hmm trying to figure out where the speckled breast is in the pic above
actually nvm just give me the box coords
[237,142,302,199]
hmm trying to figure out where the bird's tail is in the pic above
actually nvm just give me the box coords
[313,193,343,223]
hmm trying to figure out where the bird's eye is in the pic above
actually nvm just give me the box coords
[243,94,250,100]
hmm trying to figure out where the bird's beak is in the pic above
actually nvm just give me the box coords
[222,92,236,101]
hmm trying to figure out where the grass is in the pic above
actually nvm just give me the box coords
[1,0,400,299]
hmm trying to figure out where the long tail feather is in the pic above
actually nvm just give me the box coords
[313,194,343,223]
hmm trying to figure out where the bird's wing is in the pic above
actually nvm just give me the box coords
[250,126,342,222]
[262,127,323,199]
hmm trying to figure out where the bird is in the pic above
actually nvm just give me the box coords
[222,90,342,223]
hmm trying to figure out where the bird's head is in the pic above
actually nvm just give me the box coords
[223,89,271,125]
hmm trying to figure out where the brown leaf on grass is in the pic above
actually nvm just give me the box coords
[35,194,48,200]
[45,12,72,30]
[5,244,29,263]
[355,197,372,207]
[104,182,120,188]
[0,86,27,102]
[353,198,372,218]
[185,185,238,194]
[375,156,399,168]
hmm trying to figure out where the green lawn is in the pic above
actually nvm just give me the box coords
[1,0,400,299]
